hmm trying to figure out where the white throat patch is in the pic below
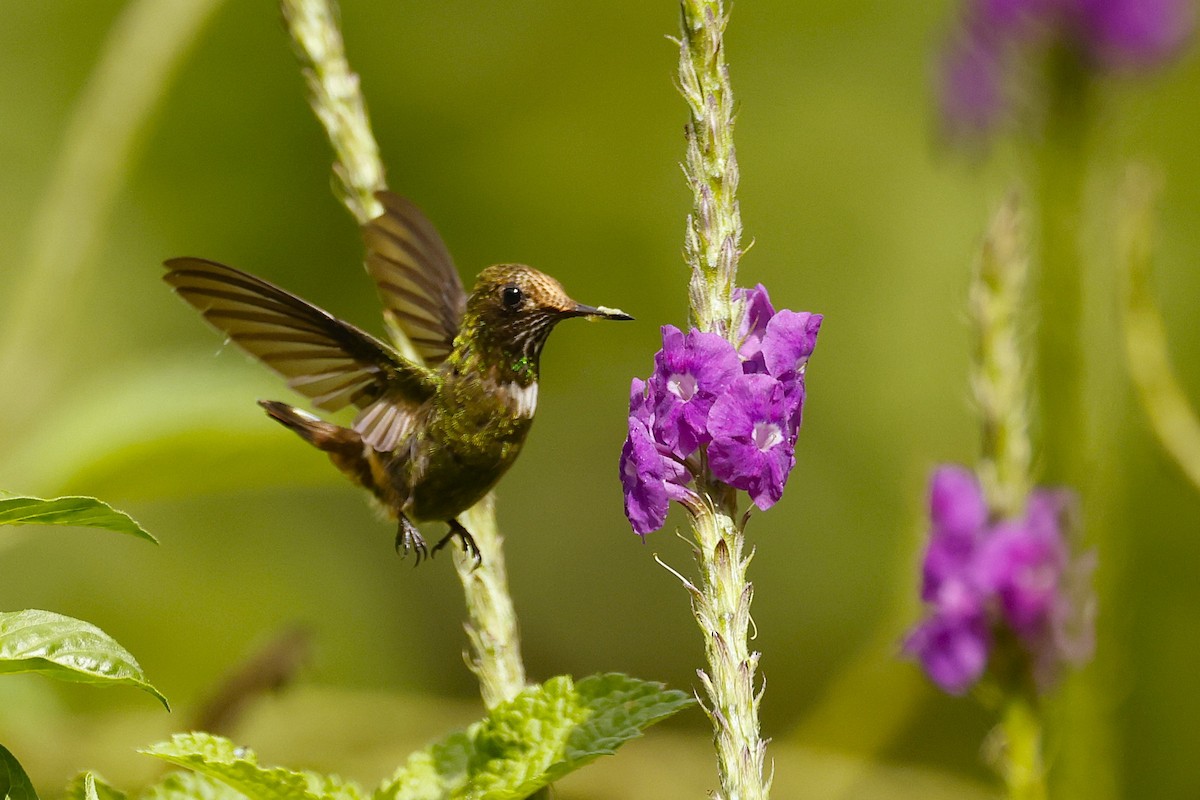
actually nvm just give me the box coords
[505,381,539,418]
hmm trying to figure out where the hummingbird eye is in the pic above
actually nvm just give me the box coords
[501,284,523,310]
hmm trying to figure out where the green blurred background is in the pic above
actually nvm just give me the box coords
[1,1,1198,797]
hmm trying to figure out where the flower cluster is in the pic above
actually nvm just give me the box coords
[941,0,1194,134]
[904,465,1095,695]
[620,285,822,535]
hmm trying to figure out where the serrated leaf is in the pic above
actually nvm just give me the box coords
[377,673,693,800]
[65,772,126,800]
[142,734,363,800]
[0,610,168,708]
[141,771,250,800]
[558,673,695,767]
[0,496,156,543]
[0,744,39,800]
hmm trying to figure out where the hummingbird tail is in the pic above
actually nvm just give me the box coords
[259,400,375,486]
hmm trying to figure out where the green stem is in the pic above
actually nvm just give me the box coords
[689,494,769,800]
[0,0,226,432]
[1033,49,1090,486]
[679,0,743,339]
[971,195,1033,518]
[1119,167,1200,491]
[1032,52,1122,800]
[282,0,528,710]
[455,496,527,708]
[674,3,767,797]
[1000,694,1048,800]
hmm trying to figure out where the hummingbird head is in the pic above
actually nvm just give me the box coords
[461,264,632,368]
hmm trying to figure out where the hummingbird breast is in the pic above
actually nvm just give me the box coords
[398,369,538,523]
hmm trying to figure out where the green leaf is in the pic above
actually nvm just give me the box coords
[63,773,124,800]
[0,496,156,543]
[145,676,689,800]
[141,771,251,800]
[0,744,39,800]
[0,610,168,709]
[142,734,362,800]
[560,672,697,766]
[378,673,693,800]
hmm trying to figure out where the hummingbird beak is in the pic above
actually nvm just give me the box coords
[570,302,634,321]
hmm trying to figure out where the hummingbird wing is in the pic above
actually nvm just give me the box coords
[361,191,467,366]
[163,258,438,421]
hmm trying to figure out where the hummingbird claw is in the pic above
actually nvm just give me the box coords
[433,519,483,567]
[396,516,428,565]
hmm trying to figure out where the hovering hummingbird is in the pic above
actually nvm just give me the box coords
[164,191,632,564]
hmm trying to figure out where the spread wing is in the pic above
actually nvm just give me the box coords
[362,191,467,366]
[164,257,436,450]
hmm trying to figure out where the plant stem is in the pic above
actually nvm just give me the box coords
[1119,167,1200,491]
[676,4,767,796]
[282,0,528,709]
[679,0,743,340]
[690,494,769,800]
[970,195,1033,518]
[1033,49,1090,487]
[1032,52,1121,800]
[1000,693,1048,800]
[455,496,528,708]
[0,0,226,432]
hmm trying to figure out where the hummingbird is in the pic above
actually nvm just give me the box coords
[164,191,632,564]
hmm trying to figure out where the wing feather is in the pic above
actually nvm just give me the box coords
[163,257,437,414]
[362,191,467,365]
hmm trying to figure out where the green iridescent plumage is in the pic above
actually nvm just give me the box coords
[165,191,631,563]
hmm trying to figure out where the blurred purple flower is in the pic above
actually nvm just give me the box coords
[707,374,797,511]
[976,492,1069,640]
[940,36,1009,137]
[940,0,1194,135]
[905,465,1095,694]
[904,608,991,695]
[922,465,990,602]
[1082,0,1196,68]
[649,325,741,459]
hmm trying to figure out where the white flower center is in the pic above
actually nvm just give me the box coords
[753,421,783,451]
[667,372,697,401]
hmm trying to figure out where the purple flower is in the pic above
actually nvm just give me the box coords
[940,0,1194,135]
[903,609,991,695]
[940,36,1009,137]
[905,464,1095,694]
[620,417,691,536]
[734,284,776,361]
[707,374,797,511]
[649,325,741,459]
[922,466,990,602]
[629,377,653,425]
[975,491,1069,641]
[1081,0,1195,69]
[974,488,1095,686]
[619,285,821,535]
[760,310,823,379]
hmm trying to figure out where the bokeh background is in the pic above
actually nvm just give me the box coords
[1,1,1198,797]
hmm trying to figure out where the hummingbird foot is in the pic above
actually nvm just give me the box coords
[395,515,429,565]
[431,518,482,567]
